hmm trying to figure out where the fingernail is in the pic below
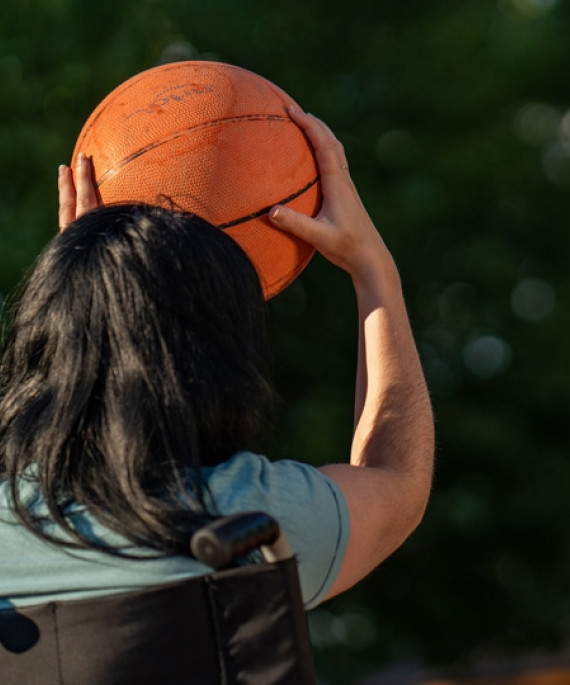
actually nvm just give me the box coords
[269,206,280,220]
[58,164,67,176]
[77,152,86,166]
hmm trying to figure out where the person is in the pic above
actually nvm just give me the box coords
[0,108,434,613]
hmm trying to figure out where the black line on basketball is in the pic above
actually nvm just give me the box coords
[94,114,292,188]
[217,176,320,230]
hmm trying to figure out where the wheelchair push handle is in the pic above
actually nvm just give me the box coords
[190,511,293,570]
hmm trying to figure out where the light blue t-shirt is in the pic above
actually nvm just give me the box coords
[0,452,349,611]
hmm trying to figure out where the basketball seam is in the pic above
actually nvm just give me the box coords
[217,176,320,229]
[95,114,293,187]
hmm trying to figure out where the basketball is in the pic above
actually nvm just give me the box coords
[71,61,321,299]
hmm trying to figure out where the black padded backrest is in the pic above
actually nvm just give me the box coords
[0,557,316,685]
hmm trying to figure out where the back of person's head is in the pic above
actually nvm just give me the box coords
[0,204,277,554]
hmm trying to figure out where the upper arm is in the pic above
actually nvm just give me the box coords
[319,463,430,600]
[202,453,350,608]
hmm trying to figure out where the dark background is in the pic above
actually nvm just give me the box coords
[1,1,569,682]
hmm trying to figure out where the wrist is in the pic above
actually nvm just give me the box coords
[350,248,401,300]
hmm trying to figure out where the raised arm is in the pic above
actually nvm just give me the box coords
[269,108,434,599]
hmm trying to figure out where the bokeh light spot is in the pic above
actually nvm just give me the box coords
[308,609,378,651]
[542,141,570,185]
[462,335,512,378]
[514,103,560,147]
[511,277,556,322]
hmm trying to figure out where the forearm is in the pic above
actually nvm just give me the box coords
[351,250,434,495]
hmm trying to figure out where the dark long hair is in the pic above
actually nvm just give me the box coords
[0,204,277,555]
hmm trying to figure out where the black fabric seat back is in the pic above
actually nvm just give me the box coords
[0,557,317,685]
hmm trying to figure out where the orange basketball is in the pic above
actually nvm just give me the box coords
[71,61,321,299]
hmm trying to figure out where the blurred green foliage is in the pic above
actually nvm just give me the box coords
[1,0,569,682]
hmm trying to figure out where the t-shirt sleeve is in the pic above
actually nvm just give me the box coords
[202,452,350,610]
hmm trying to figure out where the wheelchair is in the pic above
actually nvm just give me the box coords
[0,512,317,684]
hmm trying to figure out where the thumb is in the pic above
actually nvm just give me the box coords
[268,204,320,245]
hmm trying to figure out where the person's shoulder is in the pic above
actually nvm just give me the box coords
[203,450,336,488]
[201,450,346,514]
[200,450,269,484]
